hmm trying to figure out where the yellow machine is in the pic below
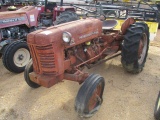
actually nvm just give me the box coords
[114,20,158,41]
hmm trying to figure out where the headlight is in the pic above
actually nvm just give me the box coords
[62,32,72,43]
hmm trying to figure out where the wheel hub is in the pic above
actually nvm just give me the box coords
[18,54,24,61]
[13,48,30,67]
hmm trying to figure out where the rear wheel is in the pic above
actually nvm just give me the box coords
[121,22,149,73]
[24,59,40,88]
[75,74,105,118]
[54,11,79,25]
[154,91,160,120]
[2,40,30,73]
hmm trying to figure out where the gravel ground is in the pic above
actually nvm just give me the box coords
[0,30,160,120]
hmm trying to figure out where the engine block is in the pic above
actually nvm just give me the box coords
[27,18,102,75]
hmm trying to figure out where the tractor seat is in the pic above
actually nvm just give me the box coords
[102,20,118,30]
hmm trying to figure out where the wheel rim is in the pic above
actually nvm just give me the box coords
[88,82,103,112]
[13,48,30,67]
[138,33,147,64]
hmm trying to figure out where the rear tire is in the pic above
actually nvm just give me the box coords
[121,22,149,73]
[2,40,30,73]
[75,74,105,118]
[154,91,160,120]
[54,11,79,25]
[24,59,40,88]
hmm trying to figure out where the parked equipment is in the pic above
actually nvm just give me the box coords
[73,1,159,40]
[24,17,149,117]
[0,0,78,73]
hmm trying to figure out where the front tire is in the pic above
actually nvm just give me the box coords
[24,59,40,88]
[75,74,105,118]
[2,40,30,73]
[154,91,160,120]
[121,22,149,73]
[54,11,79,25]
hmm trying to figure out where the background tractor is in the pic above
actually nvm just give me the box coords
[24,17,149,117]
[0,0,79,73]
[73,0,159,41]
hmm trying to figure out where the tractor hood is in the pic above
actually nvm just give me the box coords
[27,18,102,49]
[0,6,39,28]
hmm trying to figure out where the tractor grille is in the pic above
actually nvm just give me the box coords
[29,44,57,75]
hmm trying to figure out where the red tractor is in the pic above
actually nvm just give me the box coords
[0,0,78,73]
[24,17,149,117]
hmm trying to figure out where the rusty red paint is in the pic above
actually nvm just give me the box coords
[88,82,102,111]
[138,39,143,58]
[27,18,130,88]
[64,71,89,84]
[29,72,64,88]
[121,17,135,34]
[0,6,40,28]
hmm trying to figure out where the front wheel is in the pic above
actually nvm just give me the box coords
[75,74,105,118]
[154,91,160,120]
[2,40,30,73]
[24,59,40,88]
[121,22,149,73]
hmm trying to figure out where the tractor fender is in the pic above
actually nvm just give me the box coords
[121,18,135,34]
[25,8,39,27]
